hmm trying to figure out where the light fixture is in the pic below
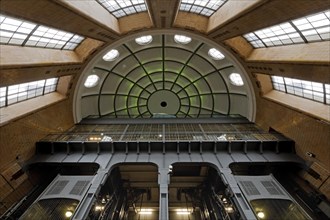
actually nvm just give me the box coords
[174,35,192,44]
[208,48,225,60]
[103,49,119,61]
[176,209,191,215]
[95,205,104,211]
[135,35,153,45]
[229,73,244,86]
[225,206,234,213]
[257,211,265,219]
[65,211,73,218]
[139,208,152,215]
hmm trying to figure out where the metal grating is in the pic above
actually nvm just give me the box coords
[261,180,284,195]
[239,181,261,196]
[69,180,90,196]
[46,180,69,195]
[39,123,290,142]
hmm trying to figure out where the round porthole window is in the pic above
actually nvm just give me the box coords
[208,48,225,60]
[229,73,244,86]
[84,74,100,88]
[103,49,119,61]
[135,35,153,45]
[174,35,192,44]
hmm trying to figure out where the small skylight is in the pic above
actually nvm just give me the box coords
[271,76,329,104]
[174,35,192,44]
[0,14,84,50]
[84,75,100,88]
[208,48,225,60]
[229,73,244,86]
[179,0,227,17]
[243,9,330,48]
[135,35,153,45]
[0,78,58,108]
[103,49,119,61]
[97,0,147,18]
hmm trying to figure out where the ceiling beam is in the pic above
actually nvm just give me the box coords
[0,64,83,87]
[145,0,180,28]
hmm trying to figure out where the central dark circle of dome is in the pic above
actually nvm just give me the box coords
[160,101,167,107]
[147,90,180,115]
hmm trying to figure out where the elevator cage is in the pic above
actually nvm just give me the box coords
[235,175,312,220]
[19,175,93,220]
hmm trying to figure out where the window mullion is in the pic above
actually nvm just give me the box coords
[21,25,39,46]
[288,21,308,43]
[61,34,75,50]
[283,77,288,93]
[42,80,46,95]
[254,33,268,48]
[5,86,8,107]
[323,83,326,104]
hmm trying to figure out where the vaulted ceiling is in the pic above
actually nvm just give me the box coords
[76,32,255,121]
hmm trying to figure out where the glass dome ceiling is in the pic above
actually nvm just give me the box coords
[75,32,255,121]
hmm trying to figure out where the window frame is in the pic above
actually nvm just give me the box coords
[179,0,227,17]
[96,0,148,18]
[271,76,329,105]
[0,78,59,108]
[243,10,330,48]
[0,14,84,50]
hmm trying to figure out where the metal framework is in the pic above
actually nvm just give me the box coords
[0,14,84,50]
[32,119,302,220]
[40,122,288,143]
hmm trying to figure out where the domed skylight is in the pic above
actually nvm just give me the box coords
[229,73,244,86]
[174,35,192,44]
[208,48,225,60]
[78,33,254,121]
[135,35,153,45]
[103,49,119,61]
[84,74,100,88]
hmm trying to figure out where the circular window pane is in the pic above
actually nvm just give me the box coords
[135,35,153,45]
[229,73,244,86]
[208,48,225,60]
[174,35,192,44]
[103,49,119,61]
[84,74,100,88]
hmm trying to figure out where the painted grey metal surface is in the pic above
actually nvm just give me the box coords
[29,151,303,220]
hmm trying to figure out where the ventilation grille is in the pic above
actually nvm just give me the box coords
[261,181,284,195]
[239,181,260,196]
[46,180,69,195]
[69,181,90,195]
